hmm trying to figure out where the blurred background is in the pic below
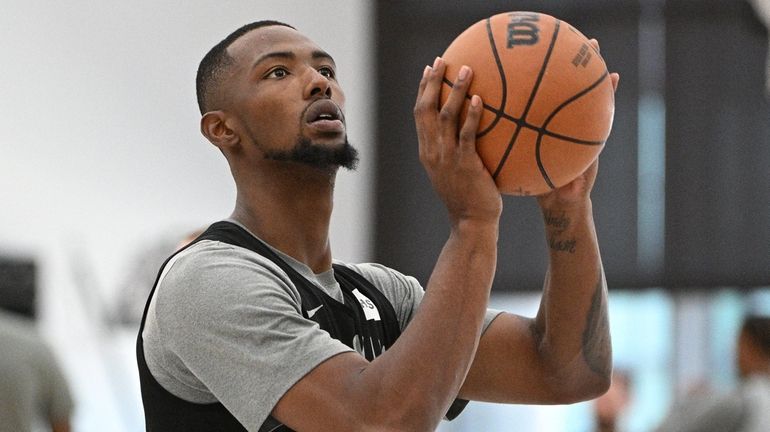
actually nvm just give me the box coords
[1,0,768,431]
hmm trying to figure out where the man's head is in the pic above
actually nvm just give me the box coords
[196,20,295,116]
[737,315,770,377]
[197,21,357,173]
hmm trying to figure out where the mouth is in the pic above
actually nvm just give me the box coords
[304,99,345,134]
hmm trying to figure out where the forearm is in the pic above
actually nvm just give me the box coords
[359,220,498,430]
[533,199,611,395]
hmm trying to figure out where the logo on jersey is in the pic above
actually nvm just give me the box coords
[307,305,323,318]
[352,288,381,321]
[352,334,387,359]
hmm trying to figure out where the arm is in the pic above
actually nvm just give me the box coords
[273,58,502,432]
[458,69,620,405]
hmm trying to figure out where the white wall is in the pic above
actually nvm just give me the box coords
[0,2,373,430]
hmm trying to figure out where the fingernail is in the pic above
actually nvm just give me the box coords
[423,65,431,78]
[471,95,481,107]
[433,57,442,68]
[458,65,470,81]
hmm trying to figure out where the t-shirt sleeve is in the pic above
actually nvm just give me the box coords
[345,262,503,333]
[151,242,354,430]
[655,390,747,432]
[36,341,74,424]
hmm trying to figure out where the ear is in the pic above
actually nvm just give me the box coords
[200,111,239,150]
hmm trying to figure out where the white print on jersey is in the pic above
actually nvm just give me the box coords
[351,288,381,321]
[307,305,323,318]
[352,334,386,358]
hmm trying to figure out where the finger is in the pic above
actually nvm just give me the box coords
[414,64,432,143]
[610,72,620,92]
[458,94,483,154]
[415,58,446,155]
[589,38,600,53]
[415,64,432,106]
[420,57,446,114]
[439,65,473,139]
[415,61,440,160]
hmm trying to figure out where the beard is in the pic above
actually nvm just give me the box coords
[263,136,359,171]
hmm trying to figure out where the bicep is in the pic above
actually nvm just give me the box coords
[459,312,558,404]
[272,351,374,431]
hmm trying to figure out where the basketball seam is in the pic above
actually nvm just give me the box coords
[478,17,508,138]
[535,70,611,189]
[492,19,562,180]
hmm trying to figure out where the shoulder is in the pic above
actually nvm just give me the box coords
[339,262,422,292]
[154,240,304,325]
[163,239,296,292]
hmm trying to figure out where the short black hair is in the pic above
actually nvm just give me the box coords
[196,20,295,114]
[744,315,770,357]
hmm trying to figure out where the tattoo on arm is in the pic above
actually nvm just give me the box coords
[549,236,577,253]
[543,210,570,230]
[581,269,611,378]
[544,210,577,254]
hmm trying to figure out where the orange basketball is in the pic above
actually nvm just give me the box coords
[440,11,615,196]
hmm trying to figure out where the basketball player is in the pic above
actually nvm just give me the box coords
[137,21,619,431]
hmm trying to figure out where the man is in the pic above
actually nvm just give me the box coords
[657,315,770,432]
[0,309,73,432]
[593,370,632,432]
[137,20,618,431]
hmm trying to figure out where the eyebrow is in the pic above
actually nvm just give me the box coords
[251,50,336,70]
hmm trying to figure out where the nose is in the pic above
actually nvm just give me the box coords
[304,68,332,99]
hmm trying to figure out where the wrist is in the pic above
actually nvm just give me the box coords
[539,198,592,218]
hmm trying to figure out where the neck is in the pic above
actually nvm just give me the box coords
[231,162,336,273]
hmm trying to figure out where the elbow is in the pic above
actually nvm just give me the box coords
[357,396,444,432]
[546,368,612,404]
[573,372,612,402]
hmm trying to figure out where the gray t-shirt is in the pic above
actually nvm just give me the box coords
[142,224,502,430]
[0,311,73,432]
[656,375,770,432]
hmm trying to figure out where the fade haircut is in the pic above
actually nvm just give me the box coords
[196,20,295,114]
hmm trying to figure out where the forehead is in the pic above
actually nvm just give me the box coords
[227,25,325,65]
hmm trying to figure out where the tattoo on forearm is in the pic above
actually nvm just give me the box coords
[543,210,570,230]
[544,210,577,253]
[581,269,611,378]
[549,237,577,253]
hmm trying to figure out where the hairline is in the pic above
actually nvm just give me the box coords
[197,20,296,115]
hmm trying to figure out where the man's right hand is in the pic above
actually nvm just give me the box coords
[413,57,502,228]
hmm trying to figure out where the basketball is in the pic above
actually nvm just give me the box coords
[440,11,615,196]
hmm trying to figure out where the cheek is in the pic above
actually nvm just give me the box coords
[244,101,297,138]
[333,85,346,110]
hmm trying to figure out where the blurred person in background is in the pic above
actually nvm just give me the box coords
[0,309,73,432]
[593,370,632,432]
[656,315,770,432]
[110,227,205,328]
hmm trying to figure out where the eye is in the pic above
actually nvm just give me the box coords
[318,66,336,79]
[266,67,289,79]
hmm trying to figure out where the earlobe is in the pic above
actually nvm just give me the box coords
[200,111,239,150]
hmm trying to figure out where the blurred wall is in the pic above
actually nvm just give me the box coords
[373,0,770,291]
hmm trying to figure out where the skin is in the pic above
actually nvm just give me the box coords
[737,327,770,378]
[201,25,618,432]
[52,421,70,432]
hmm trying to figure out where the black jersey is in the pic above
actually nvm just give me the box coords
[136,221,467,431]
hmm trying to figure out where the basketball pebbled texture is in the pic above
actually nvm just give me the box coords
[440,11,615,196]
